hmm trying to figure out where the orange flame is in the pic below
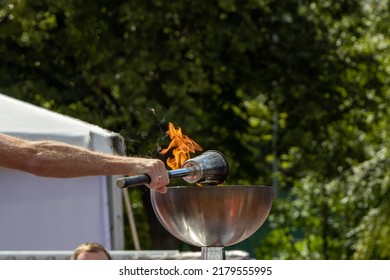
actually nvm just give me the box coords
[160,122,203,170]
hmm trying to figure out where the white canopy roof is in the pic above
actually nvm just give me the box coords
[0,93,124,154]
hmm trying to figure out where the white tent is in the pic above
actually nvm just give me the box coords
[0,93,125,250]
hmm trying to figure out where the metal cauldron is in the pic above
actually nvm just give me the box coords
[151,185,274,259]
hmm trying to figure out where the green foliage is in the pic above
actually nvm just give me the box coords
[1,0,389,258]
[258,147,389,259]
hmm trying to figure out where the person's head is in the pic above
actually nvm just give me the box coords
[71,242,112,260]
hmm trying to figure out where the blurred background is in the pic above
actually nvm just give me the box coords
[0,0,389,259]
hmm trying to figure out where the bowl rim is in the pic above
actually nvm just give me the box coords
[160,185,273,189]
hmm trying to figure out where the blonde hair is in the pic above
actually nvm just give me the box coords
[71,242,112,260]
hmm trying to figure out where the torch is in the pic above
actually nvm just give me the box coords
[116,150,229,189]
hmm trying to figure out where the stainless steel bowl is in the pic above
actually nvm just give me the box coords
[151,185,274,247]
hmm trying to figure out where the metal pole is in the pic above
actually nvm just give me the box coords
[122,189,141,250]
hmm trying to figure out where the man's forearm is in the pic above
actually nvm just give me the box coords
[3,139,131,178]
[0,133,169,193]
[27,140,133,177]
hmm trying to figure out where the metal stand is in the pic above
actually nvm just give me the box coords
[201,247,226,260]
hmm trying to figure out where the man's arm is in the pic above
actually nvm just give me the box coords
[0,133,169,193]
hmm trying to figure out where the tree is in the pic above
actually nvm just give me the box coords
[255,0,390,259]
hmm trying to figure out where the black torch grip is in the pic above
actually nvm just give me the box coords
[116,174,151,189]
[116,168,192,189]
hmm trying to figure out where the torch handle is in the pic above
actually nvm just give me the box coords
[116,174,151,189]
[116,168,191,189]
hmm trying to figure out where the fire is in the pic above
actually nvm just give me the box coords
[160,122,203,170]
